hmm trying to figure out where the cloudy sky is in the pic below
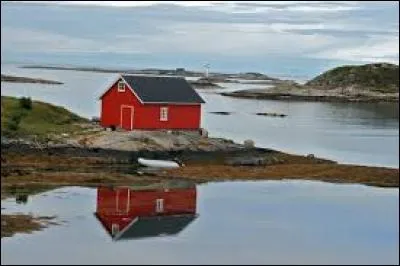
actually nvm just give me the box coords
[1,1,399,77]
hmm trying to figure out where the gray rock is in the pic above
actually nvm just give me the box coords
[199,128,209,138]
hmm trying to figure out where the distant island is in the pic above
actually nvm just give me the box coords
[20,65,284,84]
[188,77,224,88]
[1,74,63,85]
[222,63,399,102]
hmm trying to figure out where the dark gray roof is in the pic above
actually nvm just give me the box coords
[121,74,205,104]
[114,214,197,241]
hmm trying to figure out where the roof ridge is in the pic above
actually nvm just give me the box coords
[121,73,183,79]
[108,74,205,104]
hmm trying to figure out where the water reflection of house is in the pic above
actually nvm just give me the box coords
[94,185,198,241]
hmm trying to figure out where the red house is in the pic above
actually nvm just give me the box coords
[99,74,205,130]
[94,185,198,241]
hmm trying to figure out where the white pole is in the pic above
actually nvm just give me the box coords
[204,64,210,78]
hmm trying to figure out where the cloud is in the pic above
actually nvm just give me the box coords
[1,22,337,57]
[313,36,400,64]
[0,27,149,54]
[4,1,361,13]
[1,1,399,73]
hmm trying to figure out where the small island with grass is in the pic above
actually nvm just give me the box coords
[221,63,399,102]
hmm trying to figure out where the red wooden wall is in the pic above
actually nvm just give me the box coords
[100,79,202,130]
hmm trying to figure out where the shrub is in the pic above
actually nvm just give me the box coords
[19,97,32,110]
[6,111,24,132]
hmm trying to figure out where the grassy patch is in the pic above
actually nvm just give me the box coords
[1,96,88,141]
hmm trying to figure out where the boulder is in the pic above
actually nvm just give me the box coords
[199,128,209,138]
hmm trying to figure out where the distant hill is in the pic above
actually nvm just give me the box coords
[305,63,399,93]
[1,96,87,140]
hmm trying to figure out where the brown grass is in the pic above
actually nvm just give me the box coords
[162,163,399,187]
[1,148,398,190]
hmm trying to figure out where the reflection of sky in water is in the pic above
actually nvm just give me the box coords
[1,63,399,167]
[1,181,399,265]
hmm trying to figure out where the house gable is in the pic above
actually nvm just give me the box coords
[99,75,144,104]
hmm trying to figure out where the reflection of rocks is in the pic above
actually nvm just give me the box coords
[209,111,232,115]
[1,214,58,238]
[255,112,287,117]
[16,194,29,204]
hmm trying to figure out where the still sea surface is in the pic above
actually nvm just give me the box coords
[1,63,398,167]
[1,64,399,265]
[1,181,399,265]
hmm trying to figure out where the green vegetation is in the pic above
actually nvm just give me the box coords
[1,96,88,140]
[19,97,33,110]
[306,63,399,93]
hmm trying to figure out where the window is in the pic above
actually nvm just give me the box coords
[160,107,168,121]
[118,81,125,92]
[155,199,164,213]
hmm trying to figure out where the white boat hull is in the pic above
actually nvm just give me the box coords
[138,158,180,168]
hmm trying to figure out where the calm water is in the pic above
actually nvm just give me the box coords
[1,181,399,265]
[1,63,399,168]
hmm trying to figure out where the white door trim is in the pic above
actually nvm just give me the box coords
[155,198,164,213]
[120,105,134,130]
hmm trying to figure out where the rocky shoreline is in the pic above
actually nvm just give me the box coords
[221,80,399,102]
[2,138,398,189]
[221,89,399,102]
[2,133,398,238]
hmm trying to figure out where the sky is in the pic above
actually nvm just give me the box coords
[1,1,399,78]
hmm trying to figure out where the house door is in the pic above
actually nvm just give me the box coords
[116,188,130,214]
[120,105,134,130]
[155,198,164,213]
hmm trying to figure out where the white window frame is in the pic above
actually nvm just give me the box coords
[155,198,164,213]
[160,107,168,121]
[117,81,125,92]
